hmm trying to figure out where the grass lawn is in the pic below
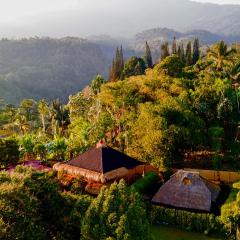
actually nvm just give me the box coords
[151,225,221,240]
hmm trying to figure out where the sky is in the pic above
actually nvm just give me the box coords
[0,0,79,23]
[0,0,238,38]
[194,0,240,4]
[0,0,238,24]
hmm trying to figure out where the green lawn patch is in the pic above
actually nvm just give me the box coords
[151,225,221,240]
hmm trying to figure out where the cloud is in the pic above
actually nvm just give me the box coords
[193,0,240,4]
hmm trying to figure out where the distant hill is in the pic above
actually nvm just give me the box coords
[0,38,108,104]
[128,28,240,62]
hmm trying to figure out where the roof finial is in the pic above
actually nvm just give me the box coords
[96,139,106,148]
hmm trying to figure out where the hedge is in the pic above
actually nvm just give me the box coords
[149,205,225,235]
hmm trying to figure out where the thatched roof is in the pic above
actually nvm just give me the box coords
[53,163,129,183]
[65,140,142,174]
[152,170,221,212]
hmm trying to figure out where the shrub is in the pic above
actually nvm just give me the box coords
[132,172,160,195]
[81,180,150,240]
[155,55,185,77]
[70,177,87,194]
[33,143,47,160]
[150,205,226,236]
[0,138,20,168]
[0,166,91,239]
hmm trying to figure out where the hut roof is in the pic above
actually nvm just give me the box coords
[152,170,221,212]
[65,141,142,174]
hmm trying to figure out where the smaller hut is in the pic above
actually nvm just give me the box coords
[53,140,151,184]
[152,170,220,212]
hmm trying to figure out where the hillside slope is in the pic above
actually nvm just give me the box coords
[0,38,108,104]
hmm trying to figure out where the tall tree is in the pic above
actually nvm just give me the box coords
[19,99,37,122]
[90,74,105,94]
[108,47,124,82]
[38,99,48,133]
[185,41,192,65]
[192,38,200,64]
[160,42,170,60]
[122,56,146,78]
[115,47,121,77]
[144,41,153,68]
[172,36,177,55]
[50,99,70,136]
[109,58,116,82]
[178,43,185,64]
[177,45,181,57]
[81,180,150,240]
[14,113,29,135]
[208,40,236,71]
[119,45,124,72]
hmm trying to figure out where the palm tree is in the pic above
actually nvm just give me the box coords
[38,99,49,133]
[230,61,240,82]
[50,100,70,136]
[19,99,37,122]
[20,134,35,160]
[14,113,29,135]
[51,136,67,161]
[208,41,236,71]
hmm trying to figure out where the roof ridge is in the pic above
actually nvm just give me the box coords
[100,146,104,174]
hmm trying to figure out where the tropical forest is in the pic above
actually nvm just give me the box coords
[1,0,240,240]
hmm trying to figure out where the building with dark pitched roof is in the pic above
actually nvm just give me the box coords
[53,140,153,184]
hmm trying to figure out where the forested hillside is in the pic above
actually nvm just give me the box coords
[0,38,108,104]
[1,40,240,170]
[1,29,239,105]
[0,39,240,239]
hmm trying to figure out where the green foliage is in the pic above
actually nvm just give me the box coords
[0,38,108,104]
[132,172,160,195]
[0,167,92,239]
[19,134,35,155]
[192,38,200,64]
[33,143,47,160]
[48,136,67,161]
[155,55,185,77]
[172,37,177,55]
[220,184,240,238]
[0,138,20,168]
[81,180,150,240]
[109,46,124,82]
[150,206,225,235]
[1,39,240,240]
[207,41,237,76]
[1,40,240,172]
[160,42,170,60]
[70,177,87,194]
[208,127,224,149]
[185,41,192,66]
[178,43,185,63]
[144,42,153,68]
[0,168,69,240]
[123,56,146,78]
[91,74,106,94]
